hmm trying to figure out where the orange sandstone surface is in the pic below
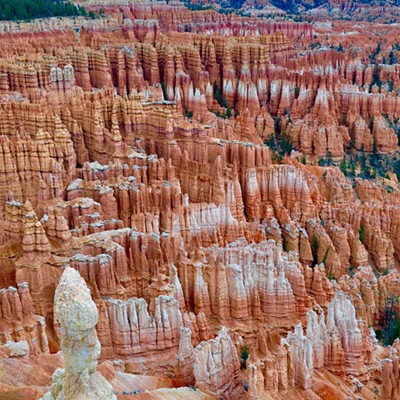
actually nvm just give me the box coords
[0,2,399,400]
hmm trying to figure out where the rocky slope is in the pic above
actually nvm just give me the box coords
[195,0,400,22]
[0,2,399,400]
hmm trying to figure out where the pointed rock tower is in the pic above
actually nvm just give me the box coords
[42,267,116,400]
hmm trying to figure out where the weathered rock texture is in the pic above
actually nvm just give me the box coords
[178,326,243,399]
[0,2,399,400]
[42,267,116,400]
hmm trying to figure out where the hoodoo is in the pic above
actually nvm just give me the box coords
[0,0,399,399]
[42,267,116,400]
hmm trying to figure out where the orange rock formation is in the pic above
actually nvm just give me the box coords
[0,2,398,400]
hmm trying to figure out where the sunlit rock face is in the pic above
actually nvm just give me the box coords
[0,1,400,399]
[41,267,116,400]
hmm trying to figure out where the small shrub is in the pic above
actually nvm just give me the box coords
[240,345,249,370]
[321,247,329,265]
[389,48,397,65]
[374,328,383,341]
[381,295,400,346]
[339,157,348,175]
[348,265,356,277]
[326,270,335,280]
[394,160,400,180]
[161,82,168,101]
[311,234,319,267]
[264,135,277,151]
[359,224,365,244]
[279,130,293,155]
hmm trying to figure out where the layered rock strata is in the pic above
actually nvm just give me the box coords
[0,2,398,400]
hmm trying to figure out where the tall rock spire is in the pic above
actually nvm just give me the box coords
[42,267,116,400]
